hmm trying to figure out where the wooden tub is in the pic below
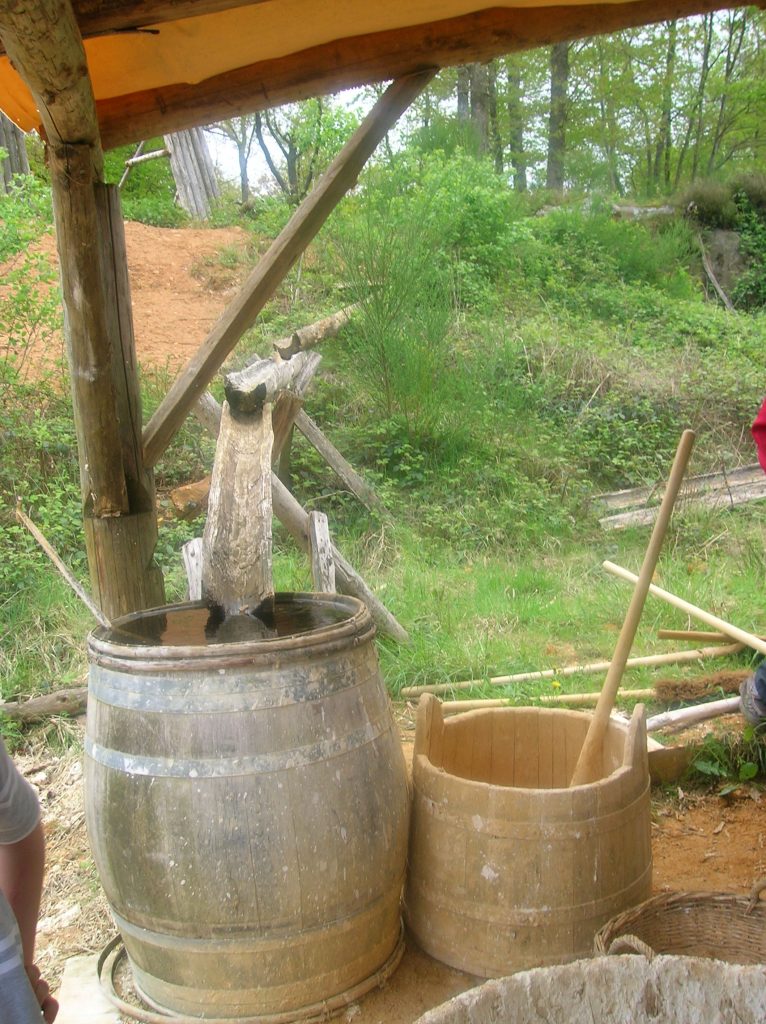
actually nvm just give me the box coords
[404,695,651,976]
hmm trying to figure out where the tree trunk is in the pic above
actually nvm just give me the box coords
[487,61,503,173]
[595,39,622,194]
[652,21,677,194]
[706,10,748,175]
[506,56,527,192]
[469,63,490,154]
[546,42,569,192]
[0,112,29,191]
[164,128,219,220]
[457,66,470,121]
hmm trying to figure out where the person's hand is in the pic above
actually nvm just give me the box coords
[25,963,59,1023]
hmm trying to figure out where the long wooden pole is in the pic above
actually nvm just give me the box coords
[439,690,656,714]
[570,429,696,786]
[142,70,435,467]
[398,641,741,697]
[604,561,766,657]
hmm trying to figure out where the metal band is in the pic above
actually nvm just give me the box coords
[85,716,392,778]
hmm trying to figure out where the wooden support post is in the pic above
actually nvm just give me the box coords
[272,476,409,643]
[295,410,387,514]
[308,511,336,592]
[181,538,204,600]
[49,152,165,619]
[142,70,435,467]
[0,6,164,620]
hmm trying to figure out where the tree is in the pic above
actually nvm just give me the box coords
[207,117,259,203]
[0,113,29,192]
[254,98,358,203]
[505,55,528,191]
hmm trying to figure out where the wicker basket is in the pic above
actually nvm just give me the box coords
[594,878,766,965]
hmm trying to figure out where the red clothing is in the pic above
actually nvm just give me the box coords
[753,397,766,474]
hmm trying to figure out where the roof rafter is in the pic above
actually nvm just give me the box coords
[93,0,754,150]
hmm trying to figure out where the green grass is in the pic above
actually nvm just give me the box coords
[0,575,91,702]
[2,161,766,770]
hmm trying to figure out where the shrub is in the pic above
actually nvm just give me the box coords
[105,140,188,227]
[732,192,766,311]
[680,179,739,229]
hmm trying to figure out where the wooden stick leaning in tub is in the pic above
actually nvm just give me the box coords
[15,503,111,628]
[603,561,766,657]
[570,429,696,787]
[399,642,743,698]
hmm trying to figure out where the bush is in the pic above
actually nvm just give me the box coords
[335,187,453,436]
[681,179,739,229]
[732,192,766,310]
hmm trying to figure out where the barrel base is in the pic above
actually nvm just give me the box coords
[101,928,405,1023]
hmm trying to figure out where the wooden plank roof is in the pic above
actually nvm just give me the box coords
[0,1,753,150]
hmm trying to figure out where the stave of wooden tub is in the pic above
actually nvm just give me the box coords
[85,594,409,1020]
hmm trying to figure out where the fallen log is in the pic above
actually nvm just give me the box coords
[273,305,356,359]
[646,696,741,733]
[0,687,88,723]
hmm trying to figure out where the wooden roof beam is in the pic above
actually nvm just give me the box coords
[95,0,752,149]
[70,0,265,38]
[0,0,100,152]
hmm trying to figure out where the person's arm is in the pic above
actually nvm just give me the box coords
[0,824,59,1023]
[0,819,45,965]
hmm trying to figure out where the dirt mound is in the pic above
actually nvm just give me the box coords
[5,221,250,379]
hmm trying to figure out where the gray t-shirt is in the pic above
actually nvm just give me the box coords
[0,737,45,1023]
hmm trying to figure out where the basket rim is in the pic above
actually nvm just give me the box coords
[594,881,766,957]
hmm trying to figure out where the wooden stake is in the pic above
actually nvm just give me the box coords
[570,429,696,787]
[604,561,766,657]
[181,538,204,601]
[201,401,273,613]
[658,629,730,642]
[308,511,336,592]
[438,690,656,714]
[15,505,110,628]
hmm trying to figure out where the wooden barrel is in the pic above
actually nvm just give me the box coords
[404,695,651,977]
[85,594,409,1019]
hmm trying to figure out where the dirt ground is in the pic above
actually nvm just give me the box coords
[11,221,251,379]
[15,713,766,1023]
[8,222,766,1019]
